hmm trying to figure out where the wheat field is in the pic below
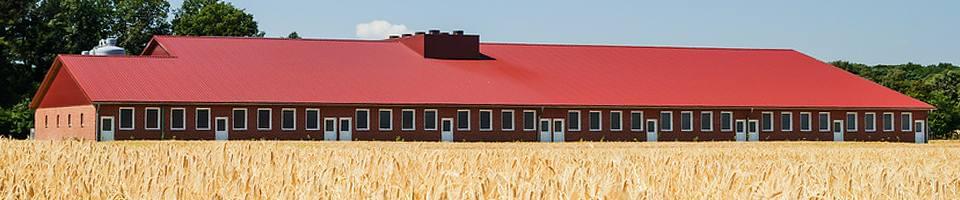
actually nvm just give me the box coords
[1,140,958,199]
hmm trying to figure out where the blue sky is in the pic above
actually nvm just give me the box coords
[170,0,958,65]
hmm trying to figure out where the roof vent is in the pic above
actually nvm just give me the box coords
[395,30,486,60]
[83,38,126,56]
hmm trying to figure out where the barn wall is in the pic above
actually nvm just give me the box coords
[95,104,928,142]
[34,105,97,140]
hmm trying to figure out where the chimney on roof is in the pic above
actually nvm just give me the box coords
[394,29,482,60]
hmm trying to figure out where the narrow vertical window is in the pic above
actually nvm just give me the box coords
[80,113,84,127]
[568,110,581,131]
[523,110,536,131]
[257,108,272,130]
[479,110,492,131]
[119,107,134,130]
[700,111,713,132]
[457,109,470,131]
[67,114,72,128]
[780,112,793,131]
[900,113,912,131]
[846,112,857,132]
[424,109,438,131]
[232,108,246,130]
[720,112,733,132]
[281,108,296,131]
[588,111,602,131]
[305,109,320,131]
[356,109,370,131]
[660,111,673,131]
[379,109,393,131]
[630,111,643,131]
[56,115,60,128]
[761,112,773,132]
[799,112,811,132]
[818,112,830,132]
[882,113,894,131]
[680,111,693,132]
[171,108,186,130]
[502,110,515,131]
[44,115,48,128]
[401,109,416,131]
[145,107,160,130]
[864,112,876,132]
[196,108,211,130]
[610,111,623,131]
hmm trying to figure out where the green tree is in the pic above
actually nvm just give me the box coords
[171,0,264,37]
[113,0,172,54]
[287,31,300,39]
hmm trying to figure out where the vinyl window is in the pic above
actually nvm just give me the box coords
[502,110,515,131]
[818,112,830,132]
[145,107,160,130]
[780,112,793,131]
[523,110,537,131]
[846,112,857,132]
[700,111,713,132]
[630,111,643,131]
[882,112,895,131]
[901,113,912,131]
[761,112,773,132]
[231,108,246,130]
[660,111,673,131]
[356,109,370,131]
[720,111,733,132]
[196,108,211,130]
[478,110,493,131]
[588,111,602,131]
[402,109,416,131]
[424,109,438,131]
[568,110,581,131]
[799,112,811,132]
[680,111,693,132]
[864,112,876,132]
[457,110,470,131]
[305,109,320,131]
[119,107,134,130]
[281,108,296,131]
[379,109,393,131]
[610,111,623,131]
[257,108,272,130]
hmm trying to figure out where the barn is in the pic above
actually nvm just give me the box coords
[30,30,934,142]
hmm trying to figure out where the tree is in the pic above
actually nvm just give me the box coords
[287,31,300,39]
[171,0,264,37]
[113,0,172,54]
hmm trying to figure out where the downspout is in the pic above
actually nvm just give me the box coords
[160,105,165,140]
[95,103,100,142]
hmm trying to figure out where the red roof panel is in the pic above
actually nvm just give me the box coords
[55,36,933,109]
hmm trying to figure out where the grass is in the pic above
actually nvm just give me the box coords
[1,140,958,199]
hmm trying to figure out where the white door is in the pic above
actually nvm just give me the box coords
[645,119,658,142]
[338,118,352,141]
[323,118,337,141]
[914,120,926,144]
[539,119,551,142]
[441,118,454,142]
[99,116,115,141]
[747,120,759,141]
[552,119,565,142]
[735,120,746,141]
[833,120,844,142]
[215,117,229,141]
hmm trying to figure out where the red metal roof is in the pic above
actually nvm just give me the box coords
[41,35,933,109]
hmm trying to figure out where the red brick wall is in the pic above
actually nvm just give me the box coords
[34,105,97,140]
[94,104,929,142]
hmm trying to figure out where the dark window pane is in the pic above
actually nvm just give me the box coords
[589,112,601,130]
[680,112,692,130]
[781,114,792,130]
[660,112,672,130]
[196,109,210,129]
[172,109,185,129]
[819,113,830,130]
[232,110,245,129]
[402,110,415,130]
[720,113,732,130]
[379,111,392,130]
[502,111,514,130]
[356,110,369,130]
[119,109,133,129]
[800,113,810,130]
[883,114,894,130]
[864,114,875,130]
[846,114,856,131]
[700,112,712,130]
[736,121,745,132]
[761,113,772,130]
[258,110,271,129]
[540,120,550,131]
[479,111,491,130]
[146,109,159,129]
[523,111,536,130]
[458,111,470,129]
[216,119,226,131]
[442,119,452,132]
[610,112,622,130]
[569,112,581,130]
[631,112,642,130]
[325,119,335,132]
[340,119,350,131]
[748,121,757,132]
[102,118,113,131]
[901,114,911,130]
[306,110,319,130]
[282,110,295,129]
[424,111,437,130]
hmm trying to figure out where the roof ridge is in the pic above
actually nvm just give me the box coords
[155,35,392,43]
[481,42,796,51]
[58,54,176,59]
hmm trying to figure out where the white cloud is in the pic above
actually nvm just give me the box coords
[355,20,409,39]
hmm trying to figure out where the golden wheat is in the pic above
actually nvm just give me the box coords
[0,140,958,199]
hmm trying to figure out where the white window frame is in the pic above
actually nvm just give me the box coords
[568,110,581,132]
[457,109,471,131]
[144,107,161,130]
[610,111,623,131]
[356,109,370,131]
[588,110,602,132]
[501,109,515,131]
[478,109,493,131]
[119,107,135,130]
[720,111,733,132]
[305,108,321,131]
[818,112,831,132]
[864,112,876,132]
[846,112,858,132]
[257,108,272,131]
[761,111,774,132]
[423,109,438,131]
[231,108,246,131]
[630,111,643,132]
[883,112,895,131]
[700,111,713,132]
[660,111,673,132]
[780,112,793,132]
[280,108,296,131]
[680,111,693,132]
[799,112,812,132]
[901,112,913,131]
[522,110,537,131]
[196,108,211,131]
[379,109,394,131]
[401,109,416,131]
